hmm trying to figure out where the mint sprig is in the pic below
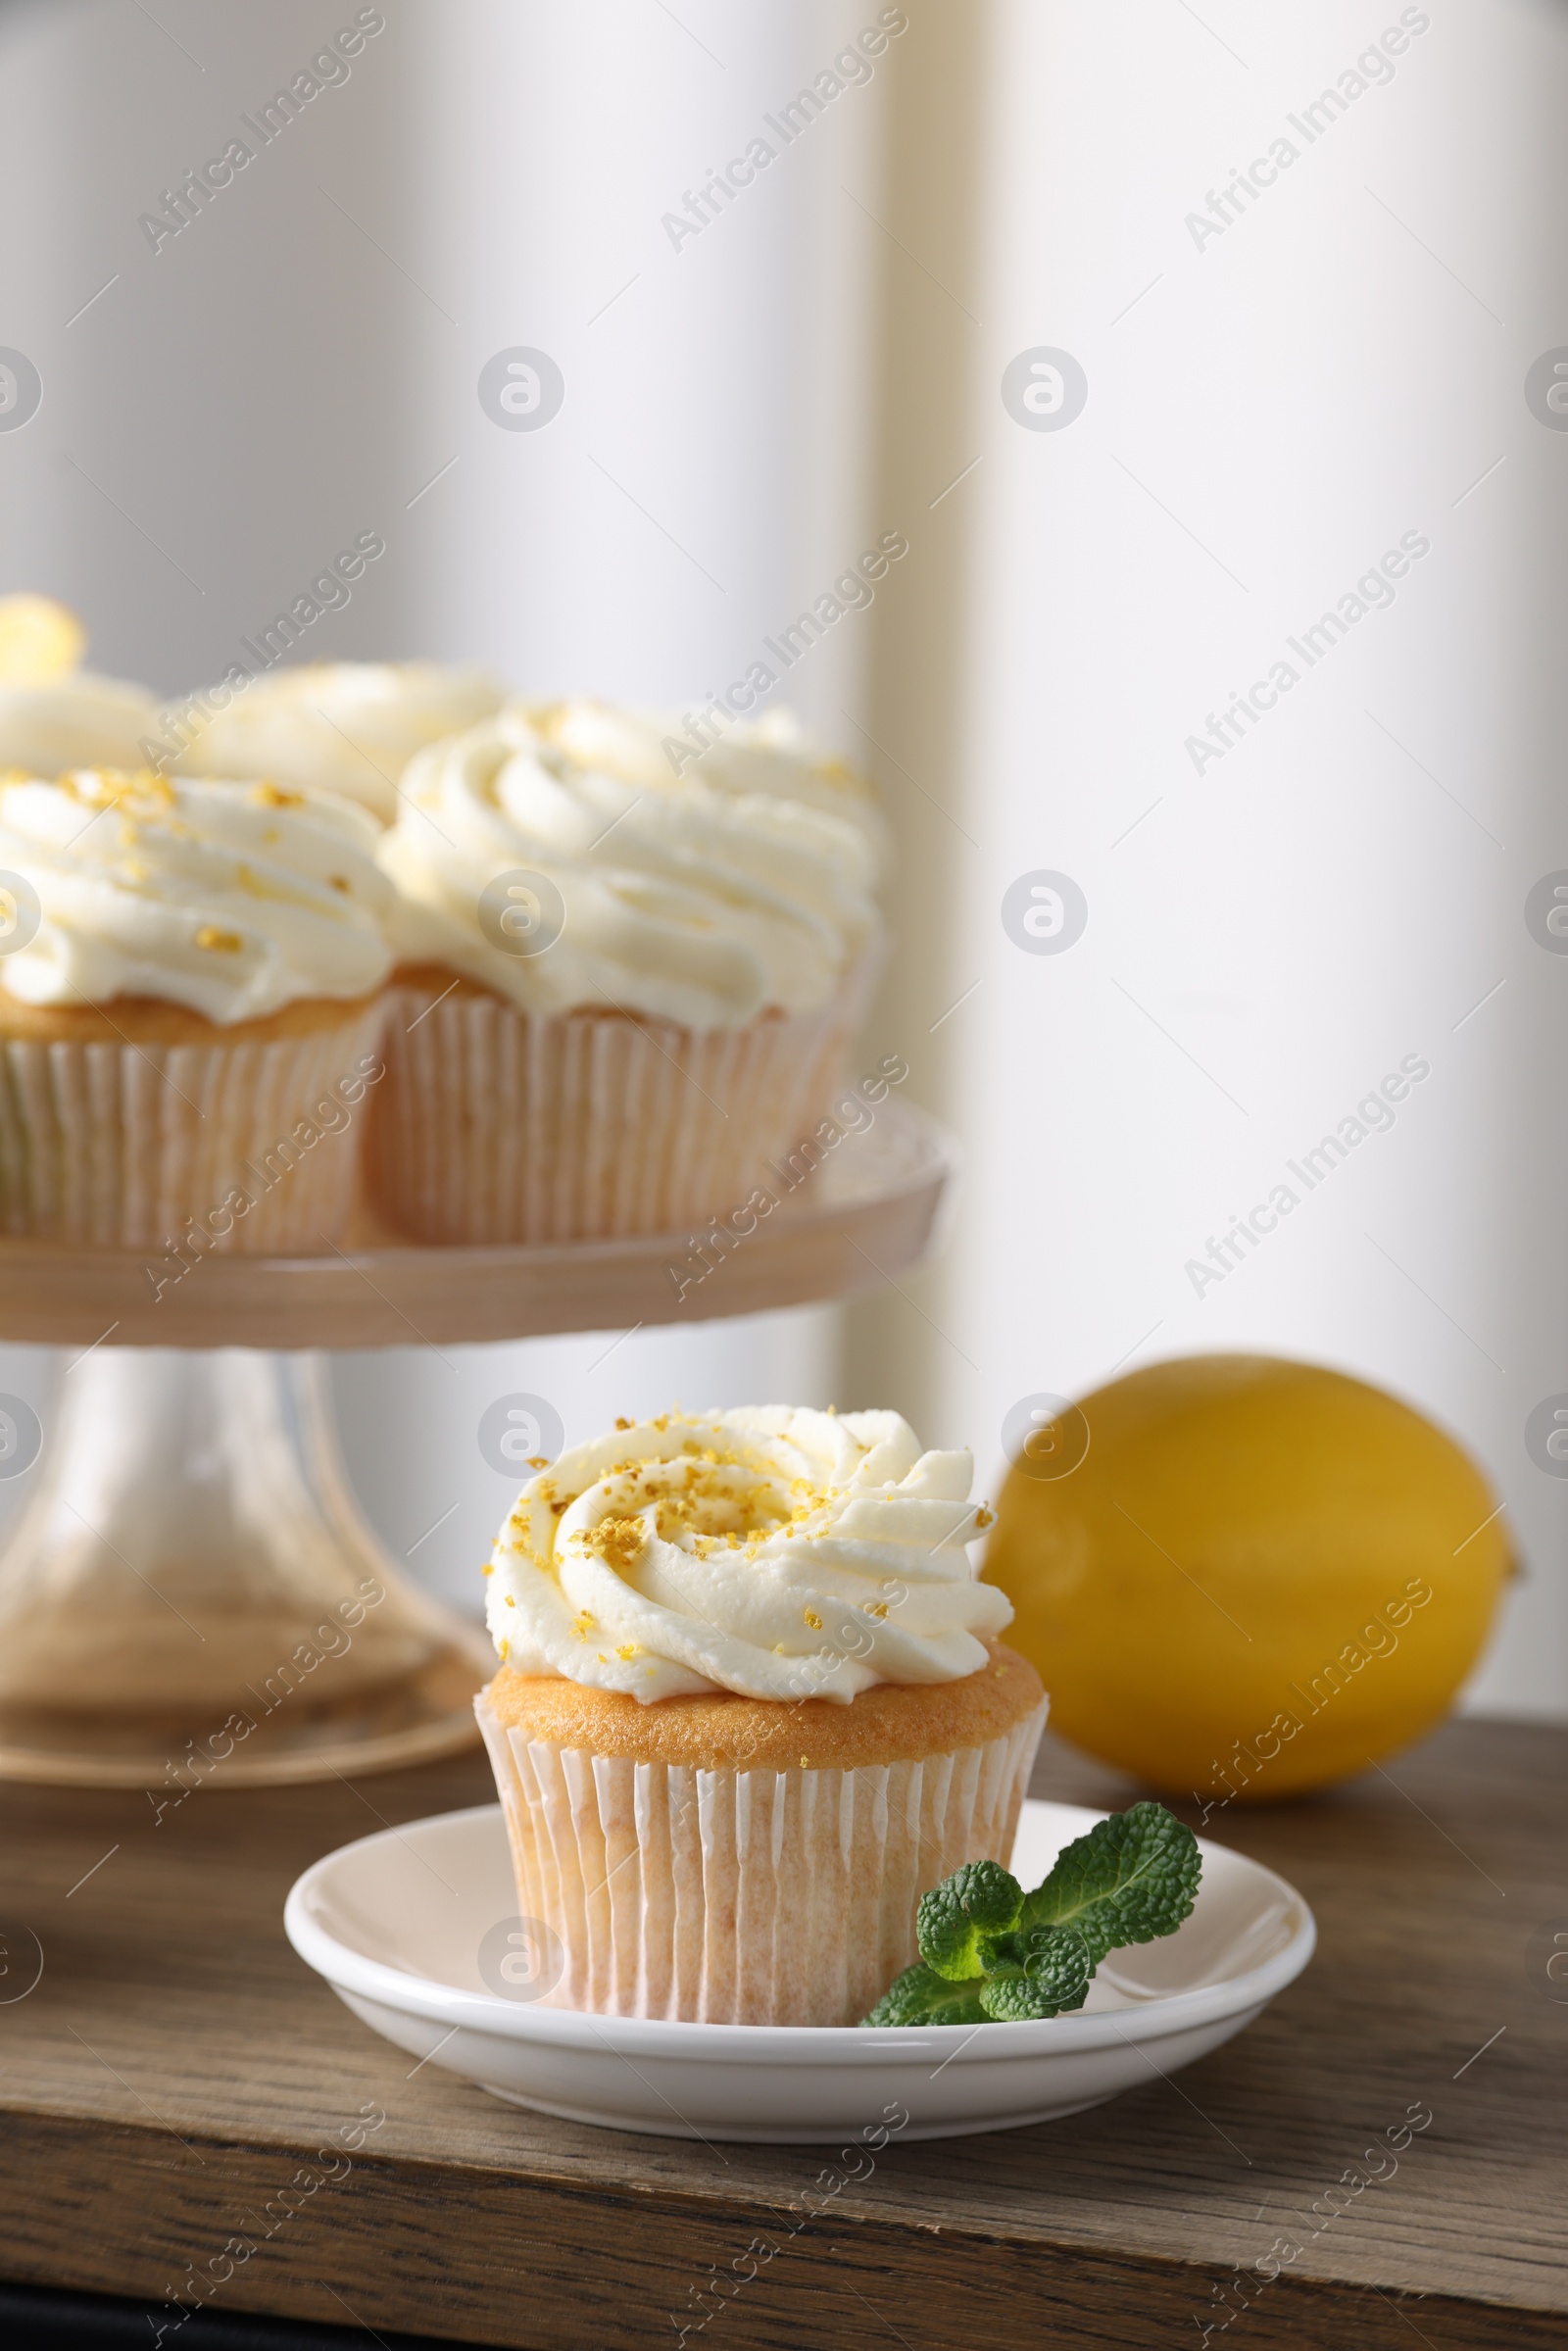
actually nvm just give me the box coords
[861,1800,1200,2028]
[916,1859,1025,1981]
[1017,1799,1203,1963]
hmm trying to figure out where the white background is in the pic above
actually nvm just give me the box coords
[927,0,1568,1718]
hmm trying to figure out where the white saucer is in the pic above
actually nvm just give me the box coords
[283,1799,1314,2143]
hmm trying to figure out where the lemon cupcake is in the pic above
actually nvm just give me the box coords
[163,661,505,824]
[0,593,160,777]
[476,1407,1046,2027]
[368,701,884,1245]
[0,767,392,1249]
[0,669,160,777]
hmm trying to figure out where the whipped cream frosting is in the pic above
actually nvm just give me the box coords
[0,769,393,1022]
[166,662,506,823]
[536,701,886,847]
[377,701,882,1027]
[0,672,161,778]
[485,1407,1009,1704]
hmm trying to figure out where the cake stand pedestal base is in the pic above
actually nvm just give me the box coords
[0,1348,490,1788]
[0,1103,958,1787]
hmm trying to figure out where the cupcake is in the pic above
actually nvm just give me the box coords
[0,767,393,1249]
[0,594,160,776]
[367,701,884,1245]
[0,669,161,777]
[162,661,506,824]
[475,1406,1047,2026]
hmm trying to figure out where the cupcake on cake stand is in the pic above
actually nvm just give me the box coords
[0,641,944,1788]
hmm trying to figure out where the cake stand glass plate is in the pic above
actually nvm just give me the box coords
[0,1097,953,1347]
[283,1798,1317,2144]
[0,1100,956,1786]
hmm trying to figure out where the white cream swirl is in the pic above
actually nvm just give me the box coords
[0,769,393,1022]
[0,672,160,777]
[485,1407,1010,1703]
[377,702,881,1026]
[532,700,886,857]
[166,661,505,823]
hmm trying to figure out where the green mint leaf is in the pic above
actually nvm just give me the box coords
[978,1925,1093,2020]
[861,1962,989,2027]
[916,1859,1025,1981]
[862,1802,1200,2030]
[1018,1800,1200,1964]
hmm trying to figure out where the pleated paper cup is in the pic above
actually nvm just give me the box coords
[475,1649,1048,2027]
[0,993,386,1251]
[364,964,864,1247]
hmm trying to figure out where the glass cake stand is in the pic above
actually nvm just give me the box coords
[0,1100,954,1786]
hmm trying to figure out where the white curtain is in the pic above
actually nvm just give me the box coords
[893,0,1565,1719]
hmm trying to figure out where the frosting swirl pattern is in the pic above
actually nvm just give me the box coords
[166,661,505,823]
[0,673,160,778]
[532,700,886,851]
[0,769,393,1022]
[377,702,881,1027]
[485,1407,1010,1703]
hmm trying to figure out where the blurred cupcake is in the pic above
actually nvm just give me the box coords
[367,701,884,1245]
[0,768,392,1249]
[0,593,161,777]
[0,672,161,777]
[476,1406,1046,2026]
[163,661,505,824]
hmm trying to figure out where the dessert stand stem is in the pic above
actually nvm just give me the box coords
[0,1099,955,1787]
[0,1348,490,1787]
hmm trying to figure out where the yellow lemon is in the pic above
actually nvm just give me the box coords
[983,1354,1512,1802]
[0,594,85,685]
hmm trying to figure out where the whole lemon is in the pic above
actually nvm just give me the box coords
[984,1354,1512,1801]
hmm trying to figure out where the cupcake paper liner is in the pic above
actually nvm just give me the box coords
[366,982,861,1247]
[0,1001,386,1251]
[476,1691,1048,2026]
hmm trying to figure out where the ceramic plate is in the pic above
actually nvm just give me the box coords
[283,1799,1314,2144]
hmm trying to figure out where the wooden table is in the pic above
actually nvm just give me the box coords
[1,1717,1562,2349]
